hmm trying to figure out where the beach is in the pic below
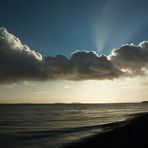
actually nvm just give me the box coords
[0,104,148,148]
[63,112,148,148]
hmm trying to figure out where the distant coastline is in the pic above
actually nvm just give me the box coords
[0,102,141,105]
[141,101,148,103]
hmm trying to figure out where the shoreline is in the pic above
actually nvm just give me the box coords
[63,112,148,148]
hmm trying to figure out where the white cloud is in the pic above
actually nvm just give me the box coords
[1,27,148,83]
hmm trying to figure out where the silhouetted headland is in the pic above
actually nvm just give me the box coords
[141,101,148,103]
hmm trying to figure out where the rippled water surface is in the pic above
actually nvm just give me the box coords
[0,103,148,148]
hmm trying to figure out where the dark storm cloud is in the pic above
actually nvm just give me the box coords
[1,27,148,83]
[44,51,122,80]
[69,51,122,80]
[0,27,46,83]
[44,55,72,80]
[109,41,148,75]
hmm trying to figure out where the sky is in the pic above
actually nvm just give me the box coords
[0,0,148,103]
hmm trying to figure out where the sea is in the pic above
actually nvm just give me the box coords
[0,103,148,148]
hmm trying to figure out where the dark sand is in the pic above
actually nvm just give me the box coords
[63,113,148,148]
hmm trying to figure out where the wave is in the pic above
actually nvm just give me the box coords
[5,119,130,142]
[1,112,147,148]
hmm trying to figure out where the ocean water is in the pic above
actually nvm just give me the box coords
[0,103,148,148]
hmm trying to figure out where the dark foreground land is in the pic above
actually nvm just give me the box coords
[63,113,148,148]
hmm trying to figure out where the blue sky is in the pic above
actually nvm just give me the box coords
[1,0,148,57]
[1,0,148,103]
